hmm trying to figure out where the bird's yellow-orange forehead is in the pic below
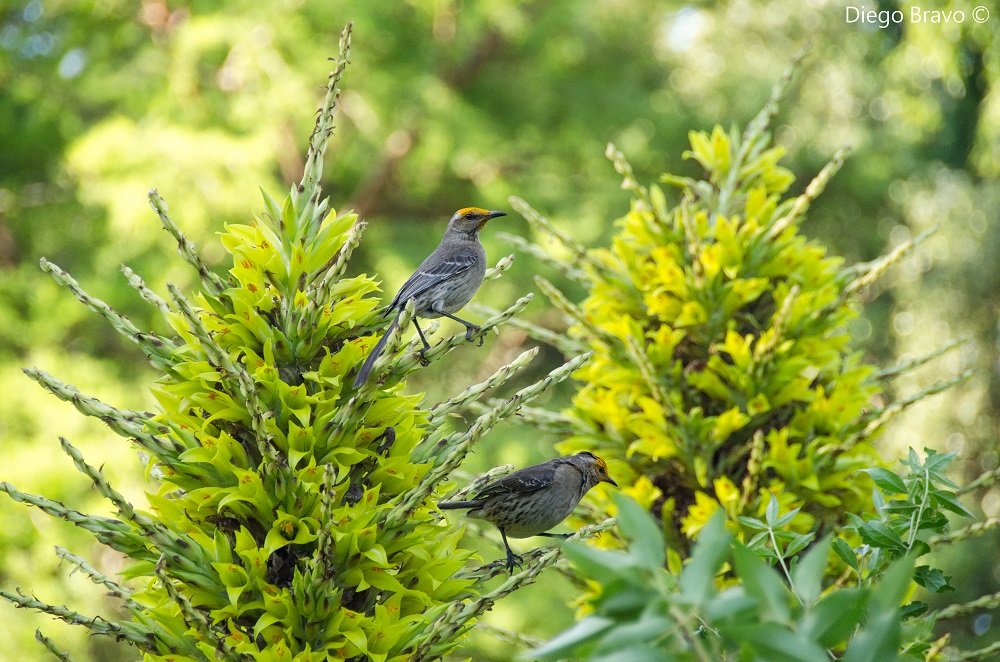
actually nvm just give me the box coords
[595,457,608,472]
[457,207,490,216]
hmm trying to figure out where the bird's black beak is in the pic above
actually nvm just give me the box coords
[604,476,619,488]
[476,210,505,229]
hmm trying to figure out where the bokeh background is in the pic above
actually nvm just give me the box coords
[0,0,997,659]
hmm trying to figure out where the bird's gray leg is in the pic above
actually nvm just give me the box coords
[434,306,482,345]
[500,528,523,575]
[411,319,432,365]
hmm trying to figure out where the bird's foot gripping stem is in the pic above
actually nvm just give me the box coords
[500,529,523,575]
[437,309,482,346]
[504,548,524,576]
[466,324,482,345]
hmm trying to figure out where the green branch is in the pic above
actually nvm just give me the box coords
[0,589,150,647]
[34,629,76,662]
[468,302,586,357]
[154,557,238,662]
[54,547,140,611]
[121,263,173,317]
[876,333,971,381]
[39,258,176,369]
[388,293,535,381]
[148,189,227,296]
[292,22,353,239]
[22,367,182,461]
[425,347,538,427]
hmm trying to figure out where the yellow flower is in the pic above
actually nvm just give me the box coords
[714,476,740,516]
[623,476,662,510]
[680,491,721,538]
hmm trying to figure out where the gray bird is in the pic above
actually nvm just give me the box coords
[353,207,505,388]
[439,451,618,574]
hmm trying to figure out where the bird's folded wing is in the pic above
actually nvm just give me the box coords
[473,464,558,499]
[389,252,479,309]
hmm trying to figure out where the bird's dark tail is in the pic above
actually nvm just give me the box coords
[352,312,400,388]
[437,500,482,510]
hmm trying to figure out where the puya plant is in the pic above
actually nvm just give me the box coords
[0,25,611,662]
[499,55,998,660]
[504,54,971,560]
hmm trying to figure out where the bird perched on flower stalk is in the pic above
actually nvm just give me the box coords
[353,207,506,388]
[438,452,618,574]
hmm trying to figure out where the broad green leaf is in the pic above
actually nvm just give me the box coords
[598,588,653,619]
[704,586,757,621]
[799,588,867,648]
[774,507,802,528]
[901,601,929,619]
[882,500,918,516]
[832,539,859,571]
[858,521,906,554]
[872,486,887,517]
[765,492,780,527]
[592,610,674,652]
[528,616,615,660]
[842,609,901,662]
[613,493,666,569]
[791,535,832,606]
[562,542,635,584]
[732,543,791,623]
[872,554,916,613]
[913,566,954,593]
[718,622,828,662]
[930,489,975,518]
[861,468,907,495]
[747,532,769,549]
[679,511,732,606]
[783,532,815,557]
[737,515,768,530]
[922,448,957,474]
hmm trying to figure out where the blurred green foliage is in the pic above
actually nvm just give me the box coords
[0,0,996,660]
[535,451,985,660]
[532,498,921,662]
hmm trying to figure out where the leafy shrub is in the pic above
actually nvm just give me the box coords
[531,494,917,662]
[534,450,1000,661]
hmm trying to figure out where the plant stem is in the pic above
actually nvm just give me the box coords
[769,525,804,606]
[906,468,931,550]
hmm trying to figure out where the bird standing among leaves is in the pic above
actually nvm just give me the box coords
[439,452,618,574]
[353,207,506,388]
